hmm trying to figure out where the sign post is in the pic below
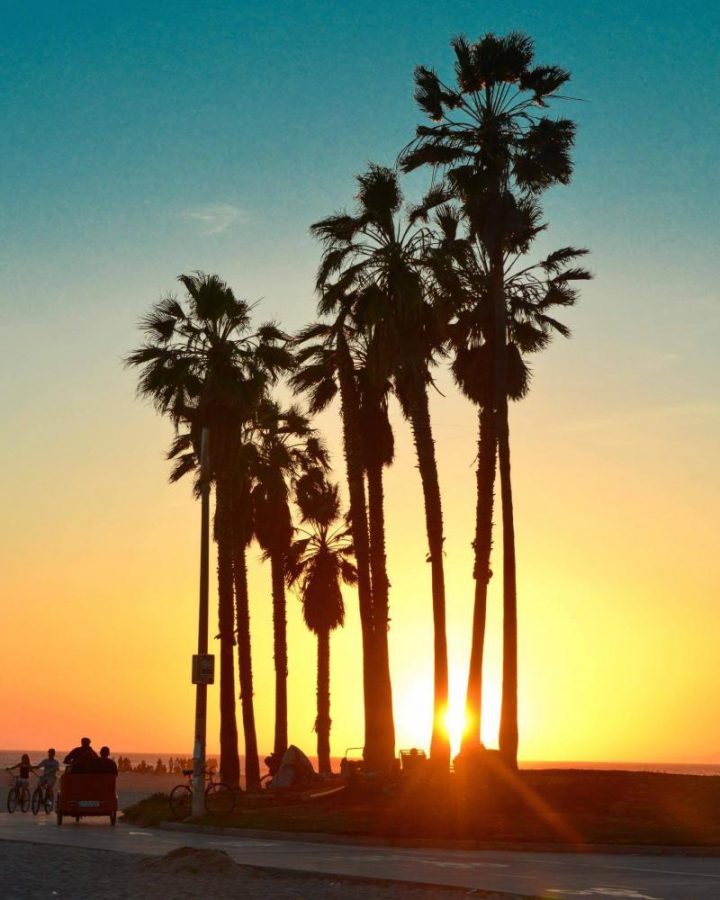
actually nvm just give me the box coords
[192,428,211,818]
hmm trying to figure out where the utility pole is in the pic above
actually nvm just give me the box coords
[191,428,212,818]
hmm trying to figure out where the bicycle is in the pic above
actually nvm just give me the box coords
[6,779,31,814]
[31,773,55,815]
[169,767,236,819]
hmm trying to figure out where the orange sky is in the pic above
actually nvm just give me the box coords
[2,322,718,763]
[2,0,719,773]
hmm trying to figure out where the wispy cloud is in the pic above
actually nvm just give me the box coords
[181,204,245,235]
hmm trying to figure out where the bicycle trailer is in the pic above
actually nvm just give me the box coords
[56,772,118,826]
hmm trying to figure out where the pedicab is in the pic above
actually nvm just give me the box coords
[55,768,118,826]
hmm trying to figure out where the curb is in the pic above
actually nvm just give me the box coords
[157,823,720,856]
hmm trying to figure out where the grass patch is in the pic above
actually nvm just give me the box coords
[123,771,720,848]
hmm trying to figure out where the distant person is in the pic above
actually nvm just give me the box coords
[5,753,32,790]
[96,746,118,775]
[64,737,98,773]
[35,748,60,789]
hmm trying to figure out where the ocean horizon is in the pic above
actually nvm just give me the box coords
[3,749,719,777]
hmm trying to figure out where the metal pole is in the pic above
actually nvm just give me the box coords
[192,428,210,817]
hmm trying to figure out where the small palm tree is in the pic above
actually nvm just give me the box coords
[286,470,356,774]
[291,319,395,772]
[127,272,292,787]
[251,399,329,761]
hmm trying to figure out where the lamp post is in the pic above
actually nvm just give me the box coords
[191,427,211,817]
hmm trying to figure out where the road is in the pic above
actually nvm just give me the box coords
[2,813,720,899]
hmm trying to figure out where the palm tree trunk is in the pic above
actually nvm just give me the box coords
[461,405,496,754]
[270,551,288,761]
[366,459,396,769]
[498,408,518,768]
[232,541,261,790]
[406,384,450,769]
[489,240,519,769]
[336,333,395,771]
[214,483,240,788]
[316,629,332,774]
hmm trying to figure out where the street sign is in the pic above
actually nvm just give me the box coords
[192,653,215,685]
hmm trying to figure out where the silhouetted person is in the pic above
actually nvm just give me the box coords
[36,748,60,789]
[96,746,118,775]
[64,737,98,773]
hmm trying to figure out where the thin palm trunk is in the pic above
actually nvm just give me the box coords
[316,629,332,774]
[366,459,395,767]
[233,541,261,790]
[336,335,395,770]
[215,482,240,787]
[270,551,289,760]
[461,405,496,753]
[490,241,519,768]
[498,408,518,767]
[405,384,450,768]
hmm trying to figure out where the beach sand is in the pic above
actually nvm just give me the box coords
[0,841,520,899]
[115,772,179,808]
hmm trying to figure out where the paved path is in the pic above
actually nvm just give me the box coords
[2,813,720,899]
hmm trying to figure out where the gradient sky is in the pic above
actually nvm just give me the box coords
[1,0,718,763]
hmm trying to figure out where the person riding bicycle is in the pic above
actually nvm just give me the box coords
[35,748,60,790]
[6,753,32,790]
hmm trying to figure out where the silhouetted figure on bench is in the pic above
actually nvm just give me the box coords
[96,746,118,775]
[64,737,98,773]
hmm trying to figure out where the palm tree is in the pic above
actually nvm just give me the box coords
[286,470,356,774]
[310,165,452,768]
[251,399,329,762]
[429,200,590,765]
[127,272,292,787]
[291,319,395,772]
[401,32,579,767]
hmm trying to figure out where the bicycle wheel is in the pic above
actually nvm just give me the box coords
[31,788,41,815]
[7,788,18,813]
[20,788,31,813]
[205,782,235,816]
[44,789,54,814]
[169,784,192,819]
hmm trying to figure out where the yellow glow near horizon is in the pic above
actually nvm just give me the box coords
[2,354,720,765]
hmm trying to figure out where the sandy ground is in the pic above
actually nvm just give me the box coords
[114,773,178,808]
[0,841,527,899]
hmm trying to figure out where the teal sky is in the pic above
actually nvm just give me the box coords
[2,1,719,758]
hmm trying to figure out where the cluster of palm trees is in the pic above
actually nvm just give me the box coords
[129,31,590,784]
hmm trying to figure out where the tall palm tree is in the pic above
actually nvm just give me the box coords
[291,319,395,772]
[401,32,579,767]
[251,399,329,762]
[311,165,452,768]
[127,272,292,787]
[286,470,356,774]
[355,334,394,724]
[429,200,590,764]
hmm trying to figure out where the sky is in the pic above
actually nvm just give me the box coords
[1,0,718,764]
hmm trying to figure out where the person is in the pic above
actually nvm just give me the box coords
[64,737,98,773]
[96,746,118,775]
[35,748,60,790]
[6,754,32,791]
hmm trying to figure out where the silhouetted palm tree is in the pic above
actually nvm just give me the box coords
[128,272,292,787]
[311,165,452,768]
[287,470,356,774]
[401,32,579,767]
[251,399,329,761]
[291,319,395,771]
[429,200,590,765]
